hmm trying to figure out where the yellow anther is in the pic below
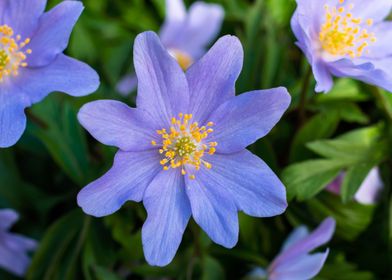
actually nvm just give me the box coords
[319,2,376,58]
[152,113,217,177]
[189,175,196,180]
[0,25,31,82]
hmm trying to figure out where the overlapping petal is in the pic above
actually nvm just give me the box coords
[77,150,161,217]
[2,0,46,38]
[0,88,29,148]
[269,251,329,280]
[186,35,243,124]
[27,1,84,67]
[134,31,189,127]
[270,218,335,269]
[348,0,392,22]
[208,88,290,153]
[198,151,287,217]
[185,166,239,248]
[142,169,191,266]
[78,100,158,151]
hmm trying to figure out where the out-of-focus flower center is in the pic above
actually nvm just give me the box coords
[168,49,193,70]
[151,113,217,179]
[319,0,376,58]
[0,25,31,82]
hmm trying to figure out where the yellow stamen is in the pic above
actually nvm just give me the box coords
[0,25,31,82]
[152,113,217,179]
[319,1,376,58]
[168,49,193,70]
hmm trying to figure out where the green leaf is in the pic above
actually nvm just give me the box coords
[316,254,374,280]
[341,163,374,203]
[202,257,225,280]
[27,210,84,280]
[316,78,368,102]
[290,111,340,162]
[307,193,375,241]
[282,159,344,200]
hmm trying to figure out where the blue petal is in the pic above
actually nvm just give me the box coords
[3,0,46,38]
[270,218,335,270]
[366,22,392,58]
[19,54,99,104]
[27,1,84,67]
[0,233,37,277]
[313,59,334,93]
[142,169,191,266]
[186,35,243,125]
[270,250,329,280]
[330,57,392,92]
[161,2,224,58]
[209,88,290,153]
[78,100,159,151]
[0,209,19,230]
[197,151,287,217]
[348,0,392,22]
[134,31,190,128]
[0,87,29,148]
[184,166,239,248]
[116,74,138,96]
[77,150,161,217]
[280,226,309,252]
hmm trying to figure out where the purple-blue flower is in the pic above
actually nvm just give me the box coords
[250,218,336,280]
[117,0,224,95]
[291,0,392,93]
[326,167,383,204]
[77,31,290,266]
[0,209,37,277]
[0,0,99,148]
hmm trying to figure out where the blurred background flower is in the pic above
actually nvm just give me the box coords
[116,0,223,95]
[291,0,392,92]
[0,209,37,277]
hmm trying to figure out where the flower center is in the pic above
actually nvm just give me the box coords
[151,113,217,179]
[0,25,31,82]
[319,0,376,58]
[168,49,193,70]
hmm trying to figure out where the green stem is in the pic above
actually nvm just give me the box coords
[298,66,312,125]
[26,109,49,129]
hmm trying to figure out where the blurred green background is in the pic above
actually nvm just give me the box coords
[1,0,391,279]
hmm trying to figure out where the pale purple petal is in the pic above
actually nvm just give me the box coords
[0,233,37,277]
[165,0,186,22]
[208,88,290,153]
[77,150,161,217]
[269,250,329,280]
[116,74,138,96]
[348,0,392,22]
[0,209,19,230]
[313,59,334,93]
[185,168,239,248]
[78,100,159,151]
[325,172,344,195]
[186,35,243,125]
[330,57,392,92]
[19,54,99,104]
[27,1,84,67]
[270,218,335,270]
[142,169,191,266]
[0,87,29,148]
[199,151,287,217]
[134,31,190,127]
[3,0,46,38]
[176,2,224,57]
[280,226,309,252]
[354,168,383,205]
[366,22,392,58]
